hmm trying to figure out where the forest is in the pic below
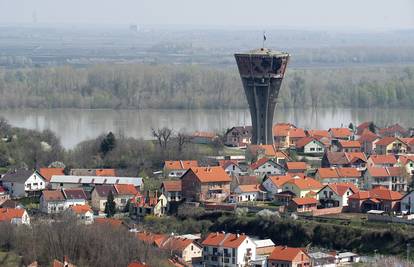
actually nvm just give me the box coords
[0,64,413,109]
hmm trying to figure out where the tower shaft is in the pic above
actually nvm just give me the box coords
[235,48,290,145]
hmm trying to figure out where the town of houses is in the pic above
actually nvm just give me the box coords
[2,121,414,266]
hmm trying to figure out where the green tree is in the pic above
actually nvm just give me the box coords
[369,122,376,133]
[104,191,116,217]
[100,132,116,156]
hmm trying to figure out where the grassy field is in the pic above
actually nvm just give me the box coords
[0,251,21,267]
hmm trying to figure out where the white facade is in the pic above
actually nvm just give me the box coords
[317,186,354,207]
[232,189,259,202]
[319,177,359,187]
[2,172,46,198]
[262,178,282,195]
[223,164,243,176]
[302,140,325,154]
[252,162,284,177]
[40,198,66,214]
[203,235,256,267]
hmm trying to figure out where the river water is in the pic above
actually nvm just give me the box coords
[0,108,413,149]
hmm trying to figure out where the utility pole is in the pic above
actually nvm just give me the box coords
[407,243,411,263]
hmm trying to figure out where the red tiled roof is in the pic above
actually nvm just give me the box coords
[295,137,323,148]
[286,162,307,170]
[356,121,373,134]
[268,246,307,262]
[114,184,138,195]
[273,123,296,137]
[248,144,278,157]
[376,137,399,146]
[349,187,402,201]
[292,197,318,205]
[39,168,64,182]
[201,232,227,246]
[289,128,306,138]
[337,167,361,177]
[329,128,352,138]
[218,160,239,169]
[42,190,65,201]
[399,155,414,165]
[237,184,264,193]
[338,140,361,148]
[95,169,116,176]
[193,131,217,139]
[69,204,92,214]
[221,234,247,248]
[307,129,330,138]
[369,155,397,165]
[190,167,231,183]
[250,157,274,170]
[358,131,379,143]
[378,124,408,136]
[323,183,359,196]
[267,175,294,187]
[286,177,322,190]
[164,160,198,170]
[0,208,25,222]
[367,167,402,177]
[161,180,182,192]
[401,138,414,145]
[161,237,194,252]
[136,232,168,247]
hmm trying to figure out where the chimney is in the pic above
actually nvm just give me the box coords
[236,233,240,238]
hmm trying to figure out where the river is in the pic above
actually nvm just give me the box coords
[0,108,413,149]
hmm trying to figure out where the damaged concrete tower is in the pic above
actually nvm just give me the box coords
[235,48,290,145]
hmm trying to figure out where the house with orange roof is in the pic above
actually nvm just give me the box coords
[0,186,10,206]
[364,167,407,192]
[288,128,307,147]
[317,183,359,208]
[348,186,402,213]
[247,144,288,165]
[181,167,232,202]
[336,140,361,153]
[163,160,199,178]
[315,167,361,187]
[273,123,296,148]
[161,180,182,202]
[128,261,148,267]
[94,217,124,227]
[378,123,409,138]
[358,131,380,154]
[202,232,256,267]
[161,236,203,263]
[288,197,318,212]
[356,121,375,136]
[113,184,138,210]
[231,184,266,203]
[295,137,326,155]
[267,246,310,267]
[224,126,252,147]
[130,191,167,217]
[136,231,169,248]
[282,177,323,198]
[40,190,66,213]
[67,204,94,224]
[367,154,397,168]
[306,129,330,139]
[249,158,285,177]
[328,128,353,141]
[39,168,65,182]
[285,162,307,174]
[261,174,293,196]
[322,152,367,170]
[375,137,408,155]
[53,258,76,267]
[0,208,30,225]
[191,131,218,144]
[398,155,414,176]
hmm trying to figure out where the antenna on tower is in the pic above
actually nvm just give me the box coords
[262,31,266,49]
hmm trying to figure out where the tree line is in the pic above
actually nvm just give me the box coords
[0,64,413,109]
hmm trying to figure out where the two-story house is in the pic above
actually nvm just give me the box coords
[181,167,231,202]
[315,167,361,187]
[267,246,310,267]
[163,160,199,178]
[249,158,285,177]
[364,167,407,192]
[224,126,252,147]
[1,170,47,198]
[202,232,256,267]
[375,137,408,155]
[317,183,359,208]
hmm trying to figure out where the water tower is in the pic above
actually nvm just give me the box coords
[235,48,290,145]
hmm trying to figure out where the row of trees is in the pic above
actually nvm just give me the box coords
[0,64,413,109]
[0,217,170,267]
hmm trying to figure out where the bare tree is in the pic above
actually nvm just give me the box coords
[152,127,173,150]
[176,132,190,153]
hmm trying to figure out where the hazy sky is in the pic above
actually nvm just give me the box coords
[1,0,413,30]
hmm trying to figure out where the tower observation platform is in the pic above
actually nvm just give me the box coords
[235,48,290,145]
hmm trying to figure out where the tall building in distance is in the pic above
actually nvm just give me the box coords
[235,48,290,145]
